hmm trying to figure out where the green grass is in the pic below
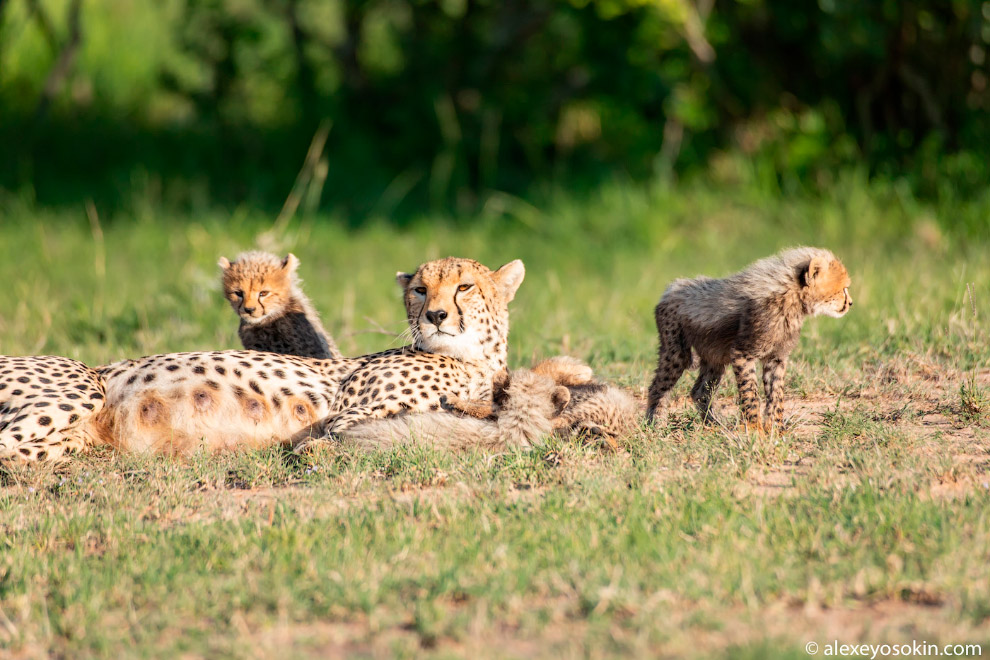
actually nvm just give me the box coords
[1,178,989,658]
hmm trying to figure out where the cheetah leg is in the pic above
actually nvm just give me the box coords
[730,350,762,431]
[645,315,691,423]
[761,357,787,432]
[571,420,619,451]
[304,402,414,445]
[438,368,507,420]
[439,395,495,420]
[690,361,724,424]
[530,356,594,386]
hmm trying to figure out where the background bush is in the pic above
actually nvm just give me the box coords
[1,0,988,224]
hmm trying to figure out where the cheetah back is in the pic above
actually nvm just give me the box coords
[0,355,108,463]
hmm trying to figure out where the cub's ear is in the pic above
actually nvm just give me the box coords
[492,369,512,406]
[396,272,414,290]
[281,253,300,271]
[218,257,231,270]
[804,256,828,287]
[492,259,525,302]
[551,386,571,413]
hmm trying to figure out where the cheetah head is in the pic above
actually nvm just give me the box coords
[219,252,298,324]
[802,253,853,318]
[396,257,525,369]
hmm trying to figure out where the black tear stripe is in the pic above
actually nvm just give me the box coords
[454,294,466,333]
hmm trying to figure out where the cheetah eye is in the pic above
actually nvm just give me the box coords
[233,290,244,299]
[259,291,269,297]
[413,286,427,295]
[457,284,473,292]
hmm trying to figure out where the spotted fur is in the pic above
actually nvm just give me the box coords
[645,247,853,430]
[0,356,110,463]
[340,368,570,451]
[219,251,341,359]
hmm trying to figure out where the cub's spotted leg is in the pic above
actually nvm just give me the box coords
[761,356,787,432]
[646,309,691,422]
[690,361,724,424]
[730,350,762,431]
[530,356,594,387]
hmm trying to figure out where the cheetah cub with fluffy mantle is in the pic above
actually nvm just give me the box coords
[442,356,639,446]
[646,247,852,431]
[219,251,341,359]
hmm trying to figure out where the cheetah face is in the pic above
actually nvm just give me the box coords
[219,253,296,324]
[804,255,853,318]
[396,257,525,364]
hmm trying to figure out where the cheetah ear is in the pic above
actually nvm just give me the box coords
[281,253,299,272]
[218,257,231,270]
[396,272,414,290]
[551,386,570,413]
[492,259,525,302]
[804,256,828,287]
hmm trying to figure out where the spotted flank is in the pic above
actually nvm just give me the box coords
[0,355,109,463]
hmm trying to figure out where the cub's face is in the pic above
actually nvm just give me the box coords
[219,253,297,324]
[805,255,853,318]
[397,257,525,364]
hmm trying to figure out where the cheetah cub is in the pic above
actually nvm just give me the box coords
[442,356,640,445]
[645,247,852,431]
[219,251,341,359]
[339,369,570,451]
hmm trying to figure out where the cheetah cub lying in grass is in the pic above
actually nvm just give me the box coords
[645,246,852,431]
[343,356,639,452]
[340,368,571,451]
[219,251,341,359]
[442,356,640,447]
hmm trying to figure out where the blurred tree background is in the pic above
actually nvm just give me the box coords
[0,0,988,224]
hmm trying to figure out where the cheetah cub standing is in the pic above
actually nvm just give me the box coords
[646,247,852,431]
[219,251,341,359]
[340,369,571,451]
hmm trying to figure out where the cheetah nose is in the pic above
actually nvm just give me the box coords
[425,309,448,327]
[243,306,256,314]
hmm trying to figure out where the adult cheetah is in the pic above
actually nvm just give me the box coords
[221,253,638,448]
[94,257,526,455]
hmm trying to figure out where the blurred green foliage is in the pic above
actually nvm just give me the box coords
[0,0,988,221]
